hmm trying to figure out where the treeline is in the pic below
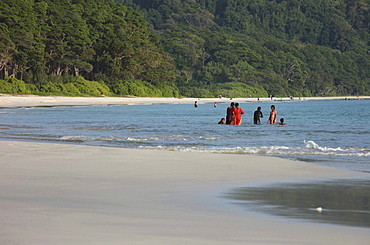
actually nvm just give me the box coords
[0,0,179,97]
[118,0,370,97]
[1,0,369,98]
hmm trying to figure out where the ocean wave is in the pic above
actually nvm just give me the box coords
[140,141,370,158]
[1,124,40,129]
[59,134,220,142]
[6,134,368,158]
[59,135,156,142]
[305,140,347,152]
[167,135,218,140]
[75,126,139,131]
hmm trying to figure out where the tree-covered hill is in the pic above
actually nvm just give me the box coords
[1,0,369,97]
[118,0,370,97]
[0,0,178,97]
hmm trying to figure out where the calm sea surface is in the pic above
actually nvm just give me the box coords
[1,99,369,172]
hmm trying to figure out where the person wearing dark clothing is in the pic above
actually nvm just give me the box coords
[253,107,263,124]
[226,102,235,125]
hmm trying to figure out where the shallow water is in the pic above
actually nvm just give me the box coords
[225,178,370,228]
[0,99,369,172]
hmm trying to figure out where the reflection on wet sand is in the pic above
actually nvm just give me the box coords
[226,179,370,228]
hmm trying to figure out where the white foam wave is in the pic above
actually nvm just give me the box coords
[140,141,370,158]
[303,140,370,156]
[60,135,220,142]
[304,140,348,152]
[60,135,159,141]
[170,135,219,141]
[58,136,370,158]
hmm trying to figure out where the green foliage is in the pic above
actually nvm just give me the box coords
[40,82,62,93]
[0,0,177,97]
[178,86,215,98]
[212,82,268,98]
[0,79,12,93]
[112,79,148,97]
[39,76,110,96]
[74,77,110,96]
[62,83,80,94]
[125,0,370,96]
[0,77,31,94]
[40,82,81,95]
[156,83,180,97]
[111,79,179,97]
[1,0,369,97]
[25,83,39,92]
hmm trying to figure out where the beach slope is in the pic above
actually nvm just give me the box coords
[0,140,369,244]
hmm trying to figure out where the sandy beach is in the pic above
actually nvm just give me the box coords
[1,95,370,244]
[1,141,369,244]
[1,94,369,108]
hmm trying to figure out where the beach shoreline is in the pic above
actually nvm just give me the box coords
[1,93,369,108]
[1,95,370,244]
[1,140,369,244]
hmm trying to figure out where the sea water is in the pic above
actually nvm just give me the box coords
[1,98,370,228]
[0,99,369,172]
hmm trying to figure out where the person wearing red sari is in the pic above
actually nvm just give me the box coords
[268,105,277,124]
[233,103,245,125]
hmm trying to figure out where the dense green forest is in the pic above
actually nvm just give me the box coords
[1,0,369,97]
[118,0,370,97]
[0,0,178,97]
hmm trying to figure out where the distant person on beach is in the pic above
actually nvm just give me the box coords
[268,105,277,124]
[194,101,198,107]
[279,118,286,125]
[233,103,245,125]
[253,107,263,124]
[218,118,225,124]
[226,102,235,125]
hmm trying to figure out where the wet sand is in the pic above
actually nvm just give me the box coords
[1,140,369,244]
[226,178,370,228]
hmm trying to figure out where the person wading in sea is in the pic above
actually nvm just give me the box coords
[233,103,245,125]
[253,106,263,124]
[268,105,277,124]
[226,102,235,125]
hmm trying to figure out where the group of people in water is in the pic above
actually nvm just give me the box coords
[217,102,286,125]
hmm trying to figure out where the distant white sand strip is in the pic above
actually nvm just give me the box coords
[1,94,369,108]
